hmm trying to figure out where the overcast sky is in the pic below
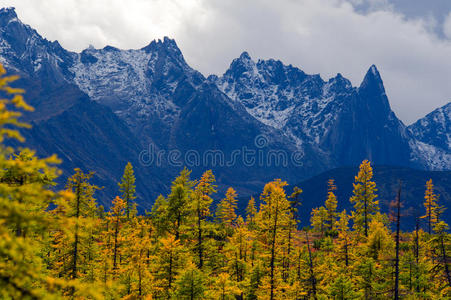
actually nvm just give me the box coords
[1,0,451,124]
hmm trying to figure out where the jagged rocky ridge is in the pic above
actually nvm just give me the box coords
[1,7,450,206]
[213,53,422,168]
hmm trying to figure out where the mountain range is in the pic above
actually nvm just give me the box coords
[1,7,451,216]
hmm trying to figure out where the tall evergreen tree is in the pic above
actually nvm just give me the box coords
[127,217,152,298]
[150,194,169,236]
[390,183,402,300]
[225,215,250,287]
[336,210,351,268]
[283,186,302,284]
[325,179,338,232]
[151,168,194,239]
[118,162,136,219]
[431,206,451,288]
[289,186,303,221]
[304,228,317,299]
[108,196,126,273]
[350,160,379,237]
[311,206,327,236]
[256,179,293,299]
[217,187,238,228]
[358,214,394,298]
[422,179,439,235]
[412,210,422,294]
[167,168,194,240]
[190,170,216,269]
[245,197,257,229]
[59,169,99,281]
[154,234,186,298]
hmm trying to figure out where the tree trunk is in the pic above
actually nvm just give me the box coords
[125,191,129,219]
[305,230,317,299]
[176,212,181,240]
[113,217,119,271]
[297,250,301,280]
[190,270,195,300]
[394,184,401,300]
[284,225,292,282]
[345,237,349,267]
[169,251,173,289]
[269,201,279,300]
[138,264,142,296]
[364,184,368,237]
[235,252,240,282]
[415,213,420,293]
[197,203,203,269]
[71,179,81,280]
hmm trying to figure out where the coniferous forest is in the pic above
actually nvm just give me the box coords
[0,65,450,300]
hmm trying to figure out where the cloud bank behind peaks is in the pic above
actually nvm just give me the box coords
[1,0,451,124]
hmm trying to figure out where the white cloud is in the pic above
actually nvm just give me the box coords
[366,0,392,10]
[0,0,451,124]
[444,12,451,39]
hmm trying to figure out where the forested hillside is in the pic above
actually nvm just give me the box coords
[0,65,450,299]
[292,166,451,229]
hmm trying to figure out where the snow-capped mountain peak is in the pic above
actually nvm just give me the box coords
[0,7,18,24]
[70,36,206,134]
[0,7,73,82]
[223,51,259,81]
[141,37,187,67]
[359,64,385,96]
[409,102,451,152]
[215,55,352,143]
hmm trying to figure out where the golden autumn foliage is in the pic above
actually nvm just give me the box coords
[350,159,379,237]
[0,65,449,299]
[422,179,440,234]
[216,187,238,228]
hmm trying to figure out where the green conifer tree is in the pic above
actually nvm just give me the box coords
[118,162,136,219]
[217,187,238,228]
[325,179,338,232]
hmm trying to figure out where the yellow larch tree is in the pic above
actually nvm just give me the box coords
[245,196,257,229]
[325,178,338,232]
[189,170,216,269]
[310,206,327,236]
[152,234,187,298]
[255,179,293,299]
[108,196,126,276]
[118,162,136,220]
[422,179,440,235]
[127,217,153,298]
[217,187,238,229]
[350,160,379,237]
[50,169,100,286]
